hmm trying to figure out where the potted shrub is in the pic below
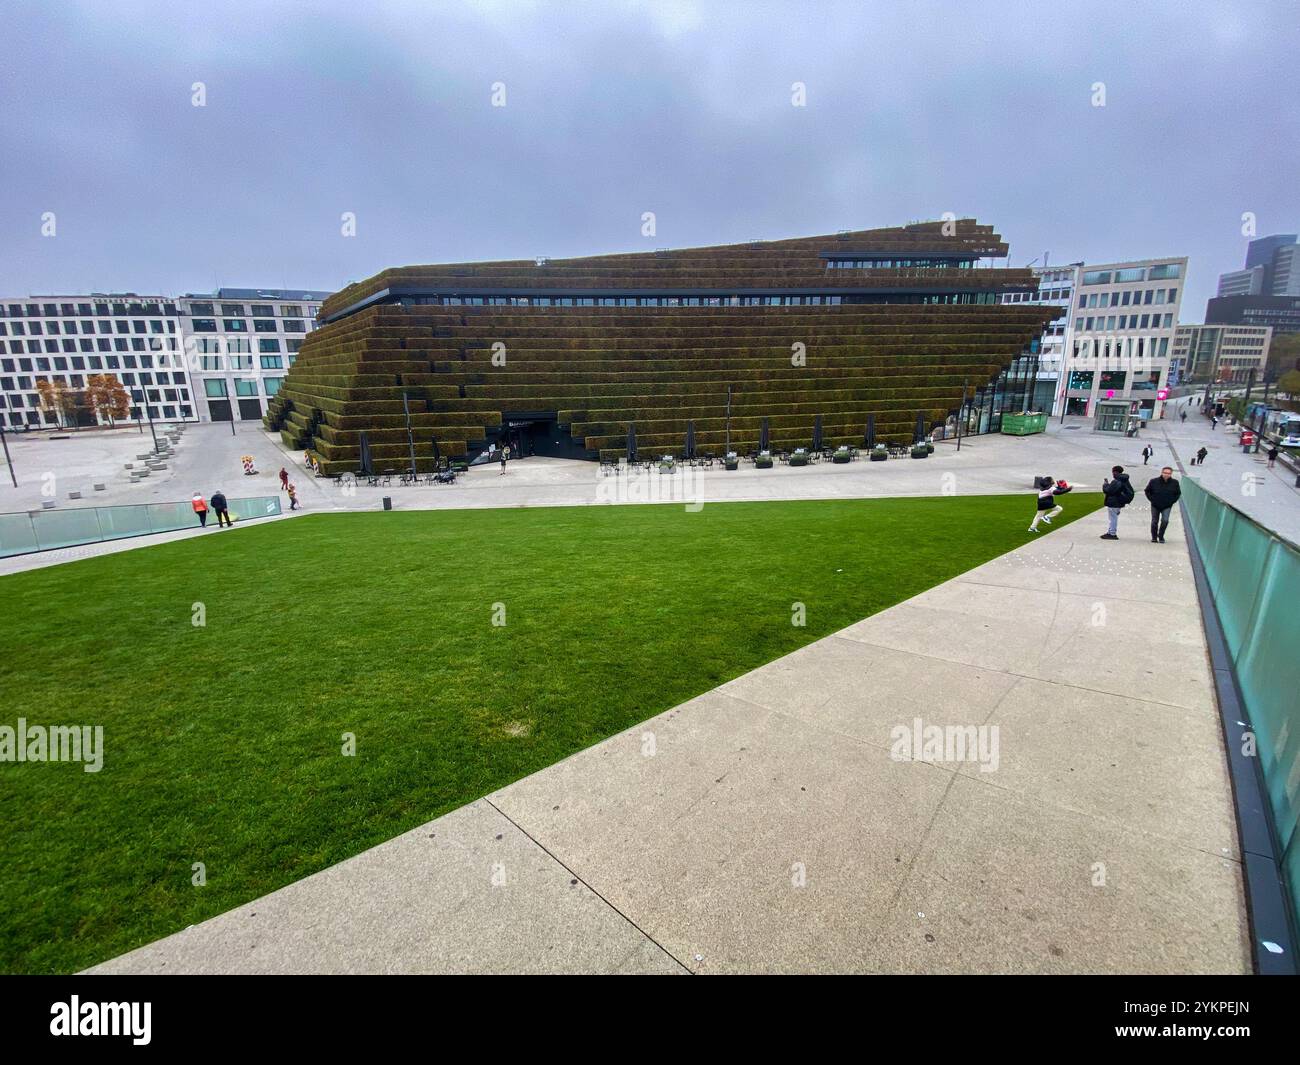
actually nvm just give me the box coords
[658,454,676,473]
[869,444,888,462]
[923,439,935,454]
[755,450,773,469]
[832,446,851,464]
[724,451,739,471]
[789,448,810,467]
[910,444,929,459]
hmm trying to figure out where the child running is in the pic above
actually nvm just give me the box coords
[1028,475,1073,533]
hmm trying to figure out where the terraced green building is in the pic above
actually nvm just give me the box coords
[266,220,1059,473]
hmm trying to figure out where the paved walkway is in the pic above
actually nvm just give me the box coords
[88,501,1250,974]
[17,406,1299,576]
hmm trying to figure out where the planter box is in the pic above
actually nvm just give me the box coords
[869,449,888,462]
[832,450,851,464]
[910,447,929,459]
[724,458,739,470]
[755,455,773,469]
[789,453,810,467]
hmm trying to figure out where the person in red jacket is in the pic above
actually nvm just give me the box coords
[191,492,209,527]
[279,467,289,491]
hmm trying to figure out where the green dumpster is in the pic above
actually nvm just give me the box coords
[1001,411,1048,436]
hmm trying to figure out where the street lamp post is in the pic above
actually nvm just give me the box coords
[401,389,418,475]
[0,423,17,488]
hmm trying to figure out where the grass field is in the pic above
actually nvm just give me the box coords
[0,492,1102,972]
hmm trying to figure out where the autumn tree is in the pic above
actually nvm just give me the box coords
[86,374,131,427]
[34,378,78,428]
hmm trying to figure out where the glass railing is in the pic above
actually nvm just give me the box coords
[0,496,283,558]
[1181,477,1300,933]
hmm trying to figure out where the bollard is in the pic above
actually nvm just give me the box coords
[382,496,392,511]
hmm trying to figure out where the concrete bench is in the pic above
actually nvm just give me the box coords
[68,491,81,499]
[93,483,106,491]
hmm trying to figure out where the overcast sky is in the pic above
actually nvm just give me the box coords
[3,0,1296,316]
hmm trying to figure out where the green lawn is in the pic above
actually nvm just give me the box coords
[0,492,1101,972]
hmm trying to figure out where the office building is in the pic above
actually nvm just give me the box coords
[1207,234,1300,334]
[1171,324,1272,385]
[180,289,330,422]
[1058,257,1187,420]
[0,294,193,428]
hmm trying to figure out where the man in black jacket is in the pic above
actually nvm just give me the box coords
[1144,467,1181,543]
[210,490,232,528]
[1100,465,1134,539]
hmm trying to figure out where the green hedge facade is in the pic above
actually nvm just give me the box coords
[268,221,1059,472]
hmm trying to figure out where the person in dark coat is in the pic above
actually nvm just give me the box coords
[1267,446,1279,469]
[1100,465,1134,539]
[1195,446,1208,466]
[1144,467,1181,543]
[211,490,232,528]
[1141,444,1154,465]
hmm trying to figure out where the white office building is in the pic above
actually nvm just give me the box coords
[0,294,194,429]
[180,288,330,422]
[1059,257,1187,421]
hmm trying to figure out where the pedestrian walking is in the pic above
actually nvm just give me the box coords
[1180,410,1187,424]
[279,467,289,491]
[499,445,509,475]
[1196,446,1208,466]
[1141,444,1153,465]
[1211,416,1218,430]
[1268,446,1278,469]
[287,483,299,510]
[191,492,209,528]
[1144,467,1181,544]
[211,490,232,528]
[1028,475,1073,533]
[1100,465,1134,540]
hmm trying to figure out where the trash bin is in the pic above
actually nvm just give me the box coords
[382,496,392,511]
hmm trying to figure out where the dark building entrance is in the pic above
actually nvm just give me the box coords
[238,398,263,420]
[499,413,591,459]
[208,399,233,421]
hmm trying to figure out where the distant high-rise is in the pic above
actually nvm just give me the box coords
[1207,234,1300,335]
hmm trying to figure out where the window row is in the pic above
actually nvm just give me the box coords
[190,318,307,333]
[202,377,282,397]
[1079,288,1177,309]
[186,302,318,318]
[3,337,179,355]
[0,319,175,335]
[2,302,177,317]
[1076,314,1174,332]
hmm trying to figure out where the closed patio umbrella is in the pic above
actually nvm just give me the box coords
[685,420,696,460]
[359,430,373,475]
[759,417,769,452]
[627,421,637,463]
[914,411,925,445]
[866,413,876,450]
[430,437,441,466]
[812,414,823,452]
